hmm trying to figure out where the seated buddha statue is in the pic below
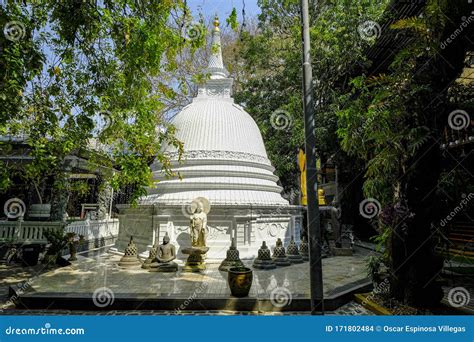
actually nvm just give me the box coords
[149,233,178,272]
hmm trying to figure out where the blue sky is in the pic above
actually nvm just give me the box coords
[187,0,260,23]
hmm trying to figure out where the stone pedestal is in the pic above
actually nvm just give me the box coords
[182,246,209,272]
[286,236,304,264]
[219,242,244,272]
[272,238,291,267]
[118,236,141,268]
[299,236,309,262]
[252,241,276,270]
[149,260,178,272]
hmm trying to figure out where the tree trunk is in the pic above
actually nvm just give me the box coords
[390,144,444,308]
[50,171,70,221]
[97,182,113,220]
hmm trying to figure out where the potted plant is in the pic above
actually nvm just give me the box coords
[228,266,253,297]
[65,232,85,261]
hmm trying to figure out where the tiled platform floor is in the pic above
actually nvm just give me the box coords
[9,248,370,301]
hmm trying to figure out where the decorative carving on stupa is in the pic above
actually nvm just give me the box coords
[286,236,304,264]
[118,236,141,268]
[272,238,291,267]
[253,241,276,270]
[219,238,244,271]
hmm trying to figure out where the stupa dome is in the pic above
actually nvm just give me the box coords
[163,99,268,159]
[142,17,288,207]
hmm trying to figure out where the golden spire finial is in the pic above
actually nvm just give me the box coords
[213,15,220,31]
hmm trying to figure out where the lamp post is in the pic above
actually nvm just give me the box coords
[300,0,324,315]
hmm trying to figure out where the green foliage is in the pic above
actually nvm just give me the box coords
[233,0,389,193]
[336,1,455,205]
[226,8,238,32]
[366,255,382,280]
[43,228,66,255]
[0,0,201,202]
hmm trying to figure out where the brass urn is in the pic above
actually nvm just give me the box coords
[228,267,253,297]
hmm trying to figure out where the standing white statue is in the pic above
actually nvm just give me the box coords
[189,197,210,247]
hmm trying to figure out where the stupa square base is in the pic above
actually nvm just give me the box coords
[9,247,372,312]
[114,204,303,260]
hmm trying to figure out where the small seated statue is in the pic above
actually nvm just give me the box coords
[149,233,178,272]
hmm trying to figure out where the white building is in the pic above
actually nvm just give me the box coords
[114,17,302,259]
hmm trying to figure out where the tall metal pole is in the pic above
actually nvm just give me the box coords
[300,0,324,314]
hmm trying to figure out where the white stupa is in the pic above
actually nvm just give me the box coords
[115,17,302,259]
